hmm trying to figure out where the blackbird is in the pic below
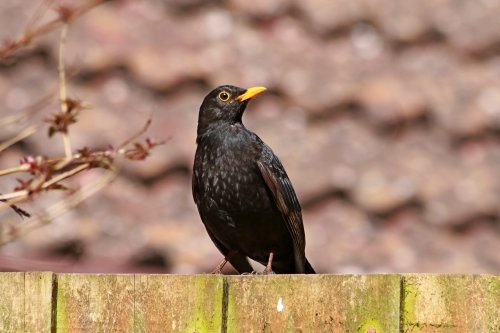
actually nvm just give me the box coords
[192,85,315,274]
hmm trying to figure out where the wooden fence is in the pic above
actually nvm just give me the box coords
[0,273,498,332]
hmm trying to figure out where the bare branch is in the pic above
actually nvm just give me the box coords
[0,198,31,219]
[41,163,89,190]
[58,23,72,159]
[0,90,55,128]
[117,115,153,150]
[0,190,29,202]
[0,0,105,61]
[0,0,166,245]
[0,168,118,246]
[0,125,38,153]
[0,165,31,177]
[25,0,55,34]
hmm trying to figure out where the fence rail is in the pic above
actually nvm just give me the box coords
[0,273,498,332]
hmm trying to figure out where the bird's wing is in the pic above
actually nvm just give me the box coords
[257,156,306,273]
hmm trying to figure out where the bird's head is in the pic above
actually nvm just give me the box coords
[197,85,266,135]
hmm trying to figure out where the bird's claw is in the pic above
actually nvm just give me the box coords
[262,268,275,275]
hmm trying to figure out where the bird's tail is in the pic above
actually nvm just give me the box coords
[305,258,316,274]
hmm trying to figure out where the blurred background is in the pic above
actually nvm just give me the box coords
[1,0,500,274]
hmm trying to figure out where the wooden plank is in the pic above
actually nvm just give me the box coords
[25,272,55,332]
[1,272,499,332]
[0,272,53,332]
[225,274,401,332]
[0,272,25,332]
[402,274,500,332]
[134,274,224,333]
[56,273,135,332]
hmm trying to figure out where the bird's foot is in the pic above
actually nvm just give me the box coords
[262,251,275,275]
[210,250,239,274]
[262,267,275,275]
[210,258,228,274]
[241,270,258,275]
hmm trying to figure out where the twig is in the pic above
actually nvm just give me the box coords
[0,0,165,246]
[0,0,105,61]
[0,165,30,177]
[117,116,153,150]
[58,25,68,114]
[0,163,89,203]
[0,196,31,219]
[0,190,29,202]
[0,168,118,246]
[58,23,72,159]
[0,203,30,219]
[41,163,89,190]
[0,125,38,153]
[0,90,55,128]
[25,0,55,34]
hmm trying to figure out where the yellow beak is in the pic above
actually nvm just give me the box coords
[236,86,267,102]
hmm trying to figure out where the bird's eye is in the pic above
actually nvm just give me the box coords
[218,91,231,102]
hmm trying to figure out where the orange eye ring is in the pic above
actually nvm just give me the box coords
[218,91,231,101]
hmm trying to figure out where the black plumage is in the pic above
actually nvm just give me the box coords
[192,85,315,274]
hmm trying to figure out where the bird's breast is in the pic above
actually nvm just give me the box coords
[194,133,272,213]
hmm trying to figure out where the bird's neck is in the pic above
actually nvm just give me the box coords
[196,121,245,144]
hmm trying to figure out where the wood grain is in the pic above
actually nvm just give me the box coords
[134,274,224,333]
[0,273,499,332]
[0,272,54,333]
[0,272,25,332]
[225,274,401,332]
[402,274,500,333]
[56,273,135,332]
[25,272,55,332]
